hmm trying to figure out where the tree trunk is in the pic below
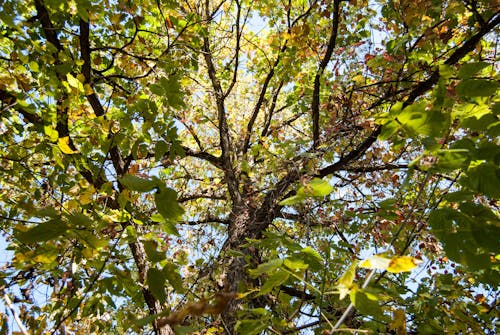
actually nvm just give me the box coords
[129,232,175,335]
[219,205,270,332]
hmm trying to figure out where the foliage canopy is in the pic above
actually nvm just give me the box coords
[0,0,499,334]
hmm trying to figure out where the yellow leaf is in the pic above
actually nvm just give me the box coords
[84,83,94,96]
[353,74,365,84]
[422,15,433,23]
[66,73,80,88]
[205,326,224,335]
[57,137,79,154]
[78,188,94,205]
[387,256,422,273]
[65,199,79,212]
[359,254,391,270]
[76,73,86,83]
[33,252,58,264]
[360,254,421,273]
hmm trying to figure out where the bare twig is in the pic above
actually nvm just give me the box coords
[2,292,30,335]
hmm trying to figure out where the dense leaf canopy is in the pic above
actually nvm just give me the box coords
[0,0,499,334]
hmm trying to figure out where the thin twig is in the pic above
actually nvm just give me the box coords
[2,292,30,335]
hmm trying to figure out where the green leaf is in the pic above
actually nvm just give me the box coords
[234,320,268,335]
[456,79,499,97]
[283,257,308,272]
[429,206,500,270]
[443,190,474,202]
[152,76,185,108]
[279,178,333,205]
[436,149,471,170]
[154,140,169,161]
[278,194,306,206]
[259,270,289,295]
[162,220,180,236]
[377,102,404,140]
[459,62,490,79]
[76,2,90,22]
[143,240,166,263]
[129,314,160,329]
[476,142,500,165]
[396,103,450,137]
[68,213,92,228]
[299,247,323,270]
[460,163,500,199]
[162,262,185,294]
[459,202,500,252]
[350,287,382,317]
[249,259,283,277]
[173,326,200,335]
[17,219,68,243]
[150,84,164,95]
[147,268,167,303]
[154,186,184,220]
[378,198,397,210]
[298,178,334,197]
[150,213,164,223]
[150,213,180,236]
[119,174,158,192]
[76,231,108,250]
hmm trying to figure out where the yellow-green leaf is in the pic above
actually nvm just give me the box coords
[44,125,58,142]
[337,261,358,300]
[57,137,79,154]
[66,73,82,90]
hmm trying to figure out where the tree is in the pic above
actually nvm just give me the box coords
[0,0,499,334]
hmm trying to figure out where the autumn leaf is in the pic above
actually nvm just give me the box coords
[359,254,391,270]
[57,137,79,154]
[360,255,421,273]
[387,256,422,273]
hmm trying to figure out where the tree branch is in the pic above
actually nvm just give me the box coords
[202,2,241,206]
[241,45,285,155]
[311,0,341,148]
[280,285,315,301]
[317,128,381,178]
[182,216,230,225]
[2,292,29,335]
[182,147,223,170]
[33,0,63,51]
[79,19,105,117]
[261,81,284,138]
[223,0,242,98]
[178,193,226,203]
[34,0,75,149]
